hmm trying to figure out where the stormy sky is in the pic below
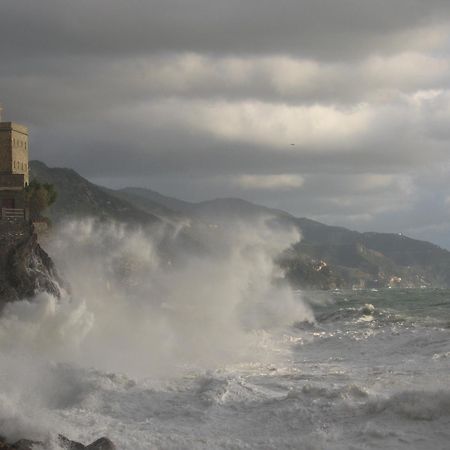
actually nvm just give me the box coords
[2,0,450,247]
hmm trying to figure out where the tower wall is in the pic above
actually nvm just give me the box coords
[0,128,12,173]
[0,122,29,185]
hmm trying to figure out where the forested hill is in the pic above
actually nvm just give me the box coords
[30,161,450,289]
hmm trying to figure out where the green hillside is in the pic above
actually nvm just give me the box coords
[30,161,450,289]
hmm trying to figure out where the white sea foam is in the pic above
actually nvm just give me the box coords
[0,219,449,449]
[366,390,450,420]
[0,217,315,445]
[37,217,312,374]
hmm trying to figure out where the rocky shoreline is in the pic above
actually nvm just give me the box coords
[0,222,116,450]
[0,435,115,450]
[0,221,63,309]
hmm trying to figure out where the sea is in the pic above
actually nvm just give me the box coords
[0,221,449,449]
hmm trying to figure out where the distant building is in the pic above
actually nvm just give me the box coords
[0,117,29,220]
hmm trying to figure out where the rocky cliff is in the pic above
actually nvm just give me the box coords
[30,161,450,290]
[0,435,115,450]
[0,224,116,448]
[0,221,63,309]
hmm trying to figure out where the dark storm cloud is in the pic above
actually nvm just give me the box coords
[31,103,439,180]
[1,0,450,59]
[2,0,450,246]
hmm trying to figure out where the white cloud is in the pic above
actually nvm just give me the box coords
[125,51,450,102]
[362,53,450,90]
[144,99,373,150]
[3,0,450,248]
[232,174,304,190]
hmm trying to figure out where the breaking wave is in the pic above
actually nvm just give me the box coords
[366,390,450,421]
[1,218,449,449]
[0,217,314,445]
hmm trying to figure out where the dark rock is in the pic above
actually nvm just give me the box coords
[0,221,65,309]
[57,434,85,450]
[0,435,116,450]
[11,439,38,450]
[0,439,12,449]
[86,437,116,450]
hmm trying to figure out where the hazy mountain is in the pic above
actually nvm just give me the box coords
[118,187,194,213]
[30,161,205,258]
[112,187,184,222]
[30,161,450,289]
[30,161,159,224]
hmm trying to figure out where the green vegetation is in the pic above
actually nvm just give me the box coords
[24,180,57,220]
[29,160,450,289]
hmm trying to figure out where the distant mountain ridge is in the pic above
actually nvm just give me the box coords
[30,160,450,289]
[30,160,159,224]
[118,187,194,213]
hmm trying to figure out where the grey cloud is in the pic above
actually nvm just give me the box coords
[2,0,450,247]
[2,53,450,124]
[26,113,435,181]
[1,0,450,60]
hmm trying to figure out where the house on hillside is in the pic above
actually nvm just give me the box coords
[0,114,29,221]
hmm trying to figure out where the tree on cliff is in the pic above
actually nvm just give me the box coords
[24,180,57,219]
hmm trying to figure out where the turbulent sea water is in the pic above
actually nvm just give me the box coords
[2,289,450,449]
[1,222,449,449]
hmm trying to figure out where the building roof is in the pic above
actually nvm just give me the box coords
[0,122,28,134]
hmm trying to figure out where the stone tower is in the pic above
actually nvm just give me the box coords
[0,122,29,185]
[0,113,29,216]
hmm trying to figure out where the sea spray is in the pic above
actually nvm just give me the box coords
[40,216,313,375]
[0,216,314,444]
[0,262,449,448]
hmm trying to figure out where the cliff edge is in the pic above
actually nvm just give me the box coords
[0,223,116,450]
[0,221,63,309]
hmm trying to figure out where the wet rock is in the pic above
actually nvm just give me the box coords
[57,434,85,450]
[86,437,116,450]
[0,435,116,450]
[0,221,64,309]
[11,439,37,450]
[58,435,116,450]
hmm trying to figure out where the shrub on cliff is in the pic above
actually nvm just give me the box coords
[24,180,57,219]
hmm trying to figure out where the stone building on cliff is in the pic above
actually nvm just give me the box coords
[0,110,29,220]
